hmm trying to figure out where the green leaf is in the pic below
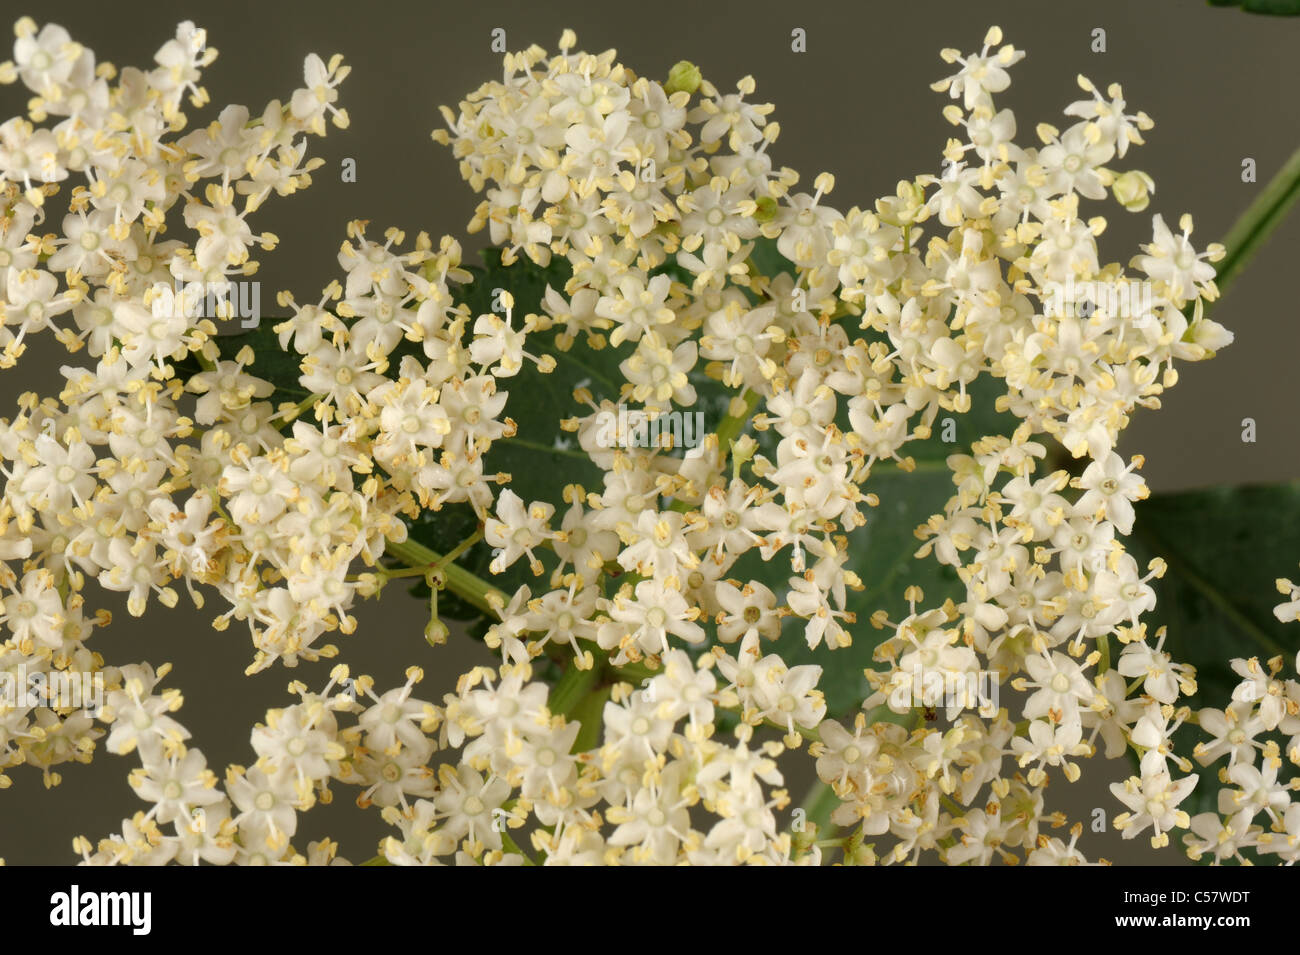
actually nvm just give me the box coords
[1208,0,1300,14]
[442,243,716,507]
[1127,482,1300,852]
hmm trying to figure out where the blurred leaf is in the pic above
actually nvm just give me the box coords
[749,234,794,282]
[1208,0,1300,14]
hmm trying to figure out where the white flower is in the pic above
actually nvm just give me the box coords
[485,489,554,575]
[1110,770,1196,848]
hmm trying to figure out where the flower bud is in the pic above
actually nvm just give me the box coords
[1111,170,1154,212]
[665,60,701,96]
[425,618,450,647]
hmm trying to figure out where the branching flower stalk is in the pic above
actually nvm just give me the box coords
[0,16,1290,867]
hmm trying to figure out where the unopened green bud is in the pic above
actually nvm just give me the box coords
[754,195,778,223]
[665,60,702,96]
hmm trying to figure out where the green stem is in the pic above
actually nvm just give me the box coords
[204,486,235,525]
[940,793,965,817]
[1210,141,1300,303]
[760,716,822,743]
[605,657,656,684]
[375,565,436,581]
[715,388,762,451]
[668,388,762,513]
[568,685,612,752]
[548,658,602,717]
[788,780,840,863]
[499,436,593,462]
[499,829,537,865]
[435,529,484,569]
[389,538,824,743]
[386,537,507,619]
[800,781,839,834]
[276,391,324,423]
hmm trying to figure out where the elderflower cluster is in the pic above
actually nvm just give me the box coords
[0,17,352,796]
[0,18,1261,866]
[1174,577,1300,864]
[70,655,823,866]
[436,27,1232,863]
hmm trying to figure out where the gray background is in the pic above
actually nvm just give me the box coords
[2,0,1298,864]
